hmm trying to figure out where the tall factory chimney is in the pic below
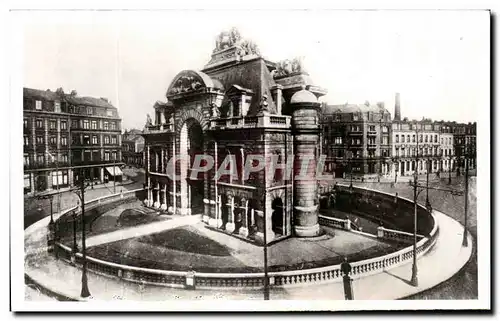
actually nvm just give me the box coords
[394,92,401,121]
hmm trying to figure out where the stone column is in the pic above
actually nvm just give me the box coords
[154,182,160,208]
[160,183,167,211]
[226,195,235,232]
[290,89,321,237]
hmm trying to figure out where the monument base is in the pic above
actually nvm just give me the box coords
[294,224,321,237]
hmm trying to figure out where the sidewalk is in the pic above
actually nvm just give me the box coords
[24,209,472,302]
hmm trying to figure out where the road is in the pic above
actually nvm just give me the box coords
[24,168,145,229]
[340,174,478,300]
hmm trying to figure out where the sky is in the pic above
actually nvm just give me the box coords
[21,10,489,130]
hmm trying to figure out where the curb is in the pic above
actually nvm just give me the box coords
[25,273,81,302]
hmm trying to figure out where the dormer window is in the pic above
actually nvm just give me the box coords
[226,85,254,117]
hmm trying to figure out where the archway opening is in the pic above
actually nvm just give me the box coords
[271,198,284,236]
[180,118,204,214]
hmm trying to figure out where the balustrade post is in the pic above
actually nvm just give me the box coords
[377,226,384,238]
[345,219,351,231]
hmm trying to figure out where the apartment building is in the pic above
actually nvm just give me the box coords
[23,87,123,195]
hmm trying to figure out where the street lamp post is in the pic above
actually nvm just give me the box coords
[263,209,269,300]
[425,158,431,210]
[410,122,420,287]
[462,151,470,247]
[72,210,78,253]
[72,170,91,298]
[448,155,452,185]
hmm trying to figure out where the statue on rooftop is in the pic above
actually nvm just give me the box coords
[257,95,270,115]
[240,39,261,56]
[274,57,305,78]
[145,114,152,127]
[214,27,242,53]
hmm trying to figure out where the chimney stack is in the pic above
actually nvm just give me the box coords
[394,92,401,121]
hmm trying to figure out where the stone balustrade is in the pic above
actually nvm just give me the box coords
[377,226,424,244]
[210,114,291,129]
[52,184,438,290]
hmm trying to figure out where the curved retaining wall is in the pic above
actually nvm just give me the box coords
[319,184,435,236]
[52,185,438,290]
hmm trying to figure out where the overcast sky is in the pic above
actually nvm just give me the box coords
[22,10,489,130]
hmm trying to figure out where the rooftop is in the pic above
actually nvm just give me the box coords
[24,87,117,109]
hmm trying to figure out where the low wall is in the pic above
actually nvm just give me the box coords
[55,189,146,238]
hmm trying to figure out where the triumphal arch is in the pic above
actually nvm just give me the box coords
[142,28,327,244]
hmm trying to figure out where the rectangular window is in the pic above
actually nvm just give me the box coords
[368,137,376,145]
[111,136,117,144]
[419,134,423,143]
[36,119,43,128]
[395,135,399,143]
[412,135,415,143]
[87,107,93,115]
[107,109,113,117]
[425,135,428,143]
[382,136,389,145]
[61,136,67,146]
[353,114,359,121]
[104,152,110,161]
[92,135,98,145]
[83,135,90,145]
[71,120,78,128]
[49,120,57,130]
[382,126,388,133]
[54,101,61,113]
[111,122,116,130]
[395,148,399,157]
[35,100,42,110]
[24,136,29,146]
[37,154,44,164]
[112,152,117,161]
[335,137,342,145]
[24,155,30,166]
[24,174,31,192]
[104,136,110,144]
[36,136,44,145]
[49,136,57,145]
[401,135,405,143]
[61,154,68,163]
[91,121,97,130]
[61,121,67,130]
[83,120,90,129]
[435,135,438,143]
[104,122,109,130]
[368,125,376,132]
[23,119,28,128]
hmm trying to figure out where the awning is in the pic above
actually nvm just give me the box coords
[105,166,123,176]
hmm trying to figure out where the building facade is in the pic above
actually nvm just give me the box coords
[23,87,123,195]
[142,28,327,245]
[452,122,477,172]
[321,103,392,181]
[391,119,442,178]
[122,129,145,168]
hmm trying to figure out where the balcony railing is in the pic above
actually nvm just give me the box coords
[210,114,291,129]
[144,123,173,134]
